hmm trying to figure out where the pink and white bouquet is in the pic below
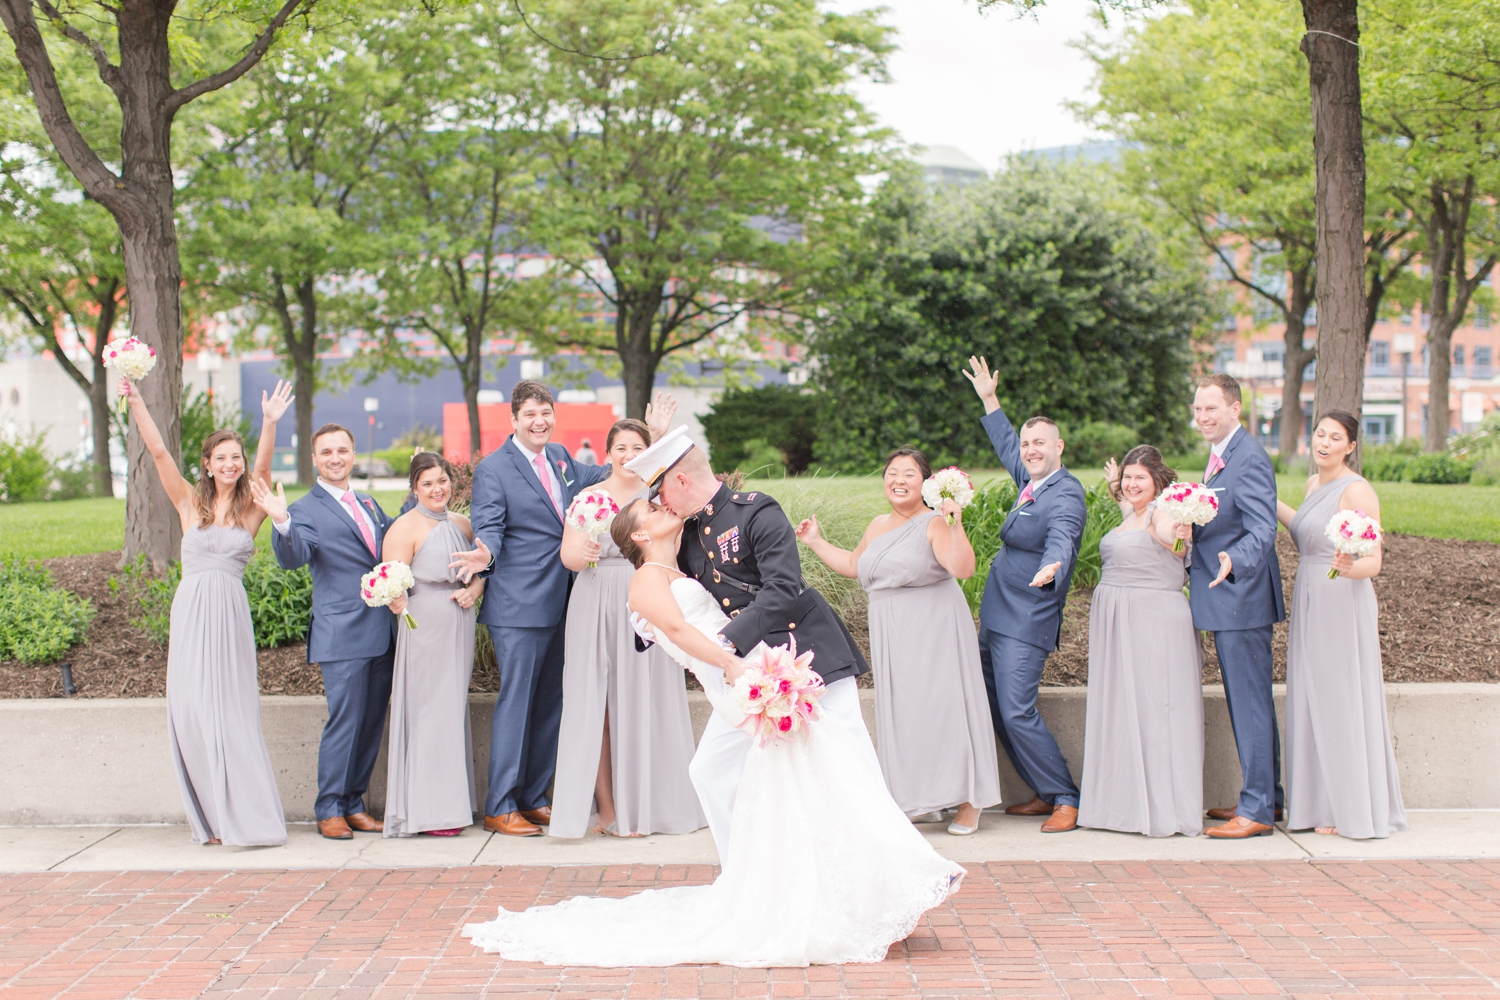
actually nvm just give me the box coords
[103,337,157,415]
[565,489,621,568]
[1324,508,1381,579]
[1157,481,1221,552]
[732,639,825,746]
[361,561,418,629]
[922,466,975,525]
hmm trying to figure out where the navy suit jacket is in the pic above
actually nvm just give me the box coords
[1188,427,1285,632]
[978,408,1088,651]
[471,436,610,630]
[272,485,397,663]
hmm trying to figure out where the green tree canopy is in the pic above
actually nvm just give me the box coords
[809,160,1205,472]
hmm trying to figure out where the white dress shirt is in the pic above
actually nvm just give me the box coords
[1211,422,1240,459]
[512,436,565,512]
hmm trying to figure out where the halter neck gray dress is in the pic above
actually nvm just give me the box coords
[384,507,479,836]
[856,510,1001,815]
[551,488,704,838]
[1078,525,1203,837]
[167,524,287,846]
[1285,475,1406,838]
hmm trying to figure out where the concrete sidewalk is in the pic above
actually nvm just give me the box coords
[5,810,1497,873]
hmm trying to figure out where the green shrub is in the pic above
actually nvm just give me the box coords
[1471,452,1500,487]
[0,433,53,503]
[1058,421,1140,470]
[1072,481,1126,589]
[958,478,1018,616]
[0,556,94,663]
[703,385,822,475]
[49,460,105,500]
[242,549,312,647]
[1402,452,1473,485]
[1361,444,1413,482]
[110,554,181,644]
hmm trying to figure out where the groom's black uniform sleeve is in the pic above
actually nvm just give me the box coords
[680,485,868,685]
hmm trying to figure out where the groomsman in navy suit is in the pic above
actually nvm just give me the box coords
[254,424,402,840]
[449,381,610,837]
[1188,373,1286,839]
[964,357,1087,833]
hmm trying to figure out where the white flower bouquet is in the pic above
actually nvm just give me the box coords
[732,639,825,747]
[921,466,975,525]
[1324,508,1382,579]
[565,489,621,568]
[361,561,417,629]
[103,337,157,415]
[1157,481,1221,552]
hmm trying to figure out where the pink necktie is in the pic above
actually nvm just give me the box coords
[340,492,377,557]
[534,453,563,518]
[1206,452,1225,479]
[1018,481,1035,505]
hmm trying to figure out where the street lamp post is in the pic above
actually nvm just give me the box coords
[1394,333,1415,441]
[196,352,223,404]
[363,397,380,487]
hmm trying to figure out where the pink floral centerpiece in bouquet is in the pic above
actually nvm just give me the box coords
[732,639,825,746]
[565,489,621,568]
[361,561,417,629]
[1156,481,1220,552]
[1323,508,1381,579]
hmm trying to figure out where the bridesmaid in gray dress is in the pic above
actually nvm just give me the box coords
[121,375,294,846]
[797,448,1001,836]
[551,415,704,838]
[1079,446,1203,838]
[380,452,487,837]
[1277,411,1406,840]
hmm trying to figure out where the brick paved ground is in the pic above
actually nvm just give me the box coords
[2,860,1498,999]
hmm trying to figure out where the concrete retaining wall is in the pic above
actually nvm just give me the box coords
[1,683,1494,825]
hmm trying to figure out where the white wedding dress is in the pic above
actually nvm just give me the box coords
[463,576,964,968]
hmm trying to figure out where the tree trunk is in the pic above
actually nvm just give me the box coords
[1424,314,1457,451]
[274,278,318,486]
[1300,0,1367,457]
[1279,267,1315,459]
[619,347,659,421]
[465,321,483,461]
[615,289,663,419]
[89,298,116,497]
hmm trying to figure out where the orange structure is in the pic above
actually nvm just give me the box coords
[442,402,618,463]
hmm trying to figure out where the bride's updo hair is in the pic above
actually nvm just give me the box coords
[610,498,652,568]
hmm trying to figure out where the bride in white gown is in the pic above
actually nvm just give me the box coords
[464,500,964,968]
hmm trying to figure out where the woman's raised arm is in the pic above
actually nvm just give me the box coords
[120,377,194,513]
[794,515,865,578]
[253,380,294,489]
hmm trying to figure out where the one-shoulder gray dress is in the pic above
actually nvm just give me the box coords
[384,508,478,837]
[167,524,287,846]
[1285,475,1406,839]
[1078,527,1203,837]
[551,490,704,838]
[857,510,1002,816]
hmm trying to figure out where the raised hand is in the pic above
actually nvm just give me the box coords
[1208,551,1233,588]
[118,376,138,407]
[1029,561,1061,588]
[644,390,678,440]
[962,356,1001,413]
[450,537,491,583]
[261,380,294,423]
[1103,457,1119,487]
[794,516,822,544]
[250,479,290,524]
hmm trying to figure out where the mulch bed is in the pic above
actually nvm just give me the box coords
[2,533,1495,698]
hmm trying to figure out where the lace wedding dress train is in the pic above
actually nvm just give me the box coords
[463,577,964,968]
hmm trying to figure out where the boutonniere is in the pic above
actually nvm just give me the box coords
[362,497,375,512]
[556,458,573,488]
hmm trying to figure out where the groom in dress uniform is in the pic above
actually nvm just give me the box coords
[626,428,871,864]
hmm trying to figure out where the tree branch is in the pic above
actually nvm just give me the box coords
[165,0,315,115]
[32,0,123,95]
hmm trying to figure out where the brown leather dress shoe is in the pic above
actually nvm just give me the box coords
[485,812,543,837]
[1040,805,1079,833]
[1204,815,1274,839]
[318,816,353,840]
[345,812,384,833]
[519,806,552,826]
[1004,796,1055,816]
[1206,806,1283,822]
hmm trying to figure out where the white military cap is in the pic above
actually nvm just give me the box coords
[625,425,696,498]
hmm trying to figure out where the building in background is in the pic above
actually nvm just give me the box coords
[912,145,988,188]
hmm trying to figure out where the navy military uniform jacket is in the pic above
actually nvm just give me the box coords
[677,484,868,685]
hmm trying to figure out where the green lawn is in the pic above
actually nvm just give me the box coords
[3,474,1496,562]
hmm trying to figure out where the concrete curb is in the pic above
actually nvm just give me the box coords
[2,683,1494,825]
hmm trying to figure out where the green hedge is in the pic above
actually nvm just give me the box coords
[112,549,312,649]
[0,557,94,663]
[1057,421,1140,470]
[1363,441,1473,484]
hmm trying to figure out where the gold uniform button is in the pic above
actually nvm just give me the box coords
[705,527,712,534]
[788,622,796,629]
[732,494,740,499]
[707,551,714,559]
[723,598,731,607]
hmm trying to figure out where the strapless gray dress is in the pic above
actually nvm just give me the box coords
[167,524,287,846]
[1285,475,1406,838]
[856,511,1001,815]
[1078,527,1203,837]
[384,508,479,836]
[551,489,703,838]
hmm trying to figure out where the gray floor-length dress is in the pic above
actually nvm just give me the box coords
[856,510,1002,816]
[384,508,478,837]
[551,489,704,838]
[1285,475,1407,839]
[1078,527,1203,837]
[167,524,287,846]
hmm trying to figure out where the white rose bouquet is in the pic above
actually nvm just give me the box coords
[103,337,158,415]
[565,489,621,569]
[361,561,418,629]
[921,466,975,525]
[1156,481,1221,552]
[1323,509,1382,579]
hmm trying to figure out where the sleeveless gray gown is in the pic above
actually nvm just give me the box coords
[384,507,479,837]
[551,489,704,838]
[167,524,287,846]
[856,510,1001,816]
[1078,527,1203,837]
[1285,475,1406,839]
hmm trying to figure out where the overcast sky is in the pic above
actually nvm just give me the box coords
[827,0,1121,171]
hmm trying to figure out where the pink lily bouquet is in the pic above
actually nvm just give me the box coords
[921,466,975,525]
[732,639,825,746]
[1323,509,1381,579]
[1157,481,1221,552]
[103,337,157,415]
[361,561,418,629]
[565,489,621,568]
